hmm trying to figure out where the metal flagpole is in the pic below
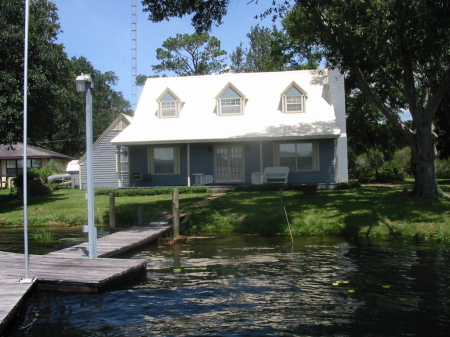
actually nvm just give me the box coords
[20,0,34,284]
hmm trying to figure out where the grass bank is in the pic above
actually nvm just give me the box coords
[0,187,212,228]
[1,181,449,243]
[182,180,450,242]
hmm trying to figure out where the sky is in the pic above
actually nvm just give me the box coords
[52,0,277,108]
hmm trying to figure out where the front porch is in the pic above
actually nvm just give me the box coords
[120,139,337,188]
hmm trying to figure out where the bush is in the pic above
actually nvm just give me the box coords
[352,150,405,183]
[376,161,405,183]
[95,186,211,197]
[336,181,361,190]
[12,170,52,198]
[233,184,303,192]
[436,159,450,179]
[393,147,412,177]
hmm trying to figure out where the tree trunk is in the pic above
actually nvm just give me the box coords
[409,127,443,199]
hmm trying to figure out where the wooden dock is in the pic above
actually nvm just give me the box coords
[0,222,173,334]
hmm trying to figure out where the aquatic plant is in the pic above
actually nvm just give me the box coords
[33,229,53,243]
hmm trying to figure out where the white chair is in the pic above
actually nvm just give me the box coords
[263,167,289,184]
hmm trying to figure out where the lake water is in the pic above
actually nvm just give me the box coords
[6,235,450,336]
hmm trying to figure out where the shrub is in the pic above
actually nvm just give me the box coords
[353,150,405,183]
[336,181,361,190]
[95,186,211,197]
[393,147,412,177]
[377,161,405,183]
[436,159,450,179]
[12,170,52,198]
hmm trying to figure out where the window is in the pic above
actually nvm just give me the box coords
[116,147,129,173]
[217,83,246,116]
[157,89,182,118]
[281,83,307,113]
[148,146,180,175]
[276,142,319,171]
[6,159,42,176]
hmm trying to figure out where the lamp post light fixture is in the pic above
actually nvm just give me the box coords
[75,73,97,258]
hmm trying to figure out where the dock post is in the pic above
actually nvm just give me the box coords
[172,188,180,237]
[138,205,145,226]
[109,193,115,231]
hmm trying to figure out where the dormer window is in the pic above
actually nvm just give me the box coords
[281,83,307,113]
[216,83,246,116]
[157,89,182,118]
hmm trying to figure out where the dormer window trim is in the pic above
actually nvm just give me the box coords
[216,82,247,116]
[156,88,183,118]
[281,82,307,113]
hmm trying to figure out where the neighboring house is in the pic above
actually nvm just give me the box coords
[111,69,348,187]
[0,143,74,188]
[79,113,132,189]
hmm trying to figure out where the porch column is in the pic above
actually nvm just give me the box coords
[187,143,191,186]
[117,145,122,188]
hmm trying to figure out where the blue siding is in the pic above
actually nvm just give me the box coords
[128,139,336,187]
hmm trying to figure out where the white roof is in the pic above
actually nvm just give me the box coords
[112,69,343,145]
[66,159,80,172]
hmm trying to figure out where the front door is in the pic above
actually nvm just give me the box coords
[215,145,245,183]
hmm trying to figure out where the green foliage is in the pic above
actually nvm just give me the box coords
[183,210,236,233]
[12,174,52,198]
[335,181,361,190]
[284,0,449,198]
[230,25,319,73]
[141,0,228,32]
[393,147,412,177]
[352,150,405,183]
[151,32,227,76]
[33,229,53,243]
[0,0,71,145]
[0,1,131,156]
[95,186,211,197]
[44,159,66,174]
[435,94,450,159]
[436,159,450,179]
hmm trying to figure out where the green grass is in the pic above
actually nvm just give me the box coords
[0,188,212,228]
[182,180,450,242]
[1,181,450,243]
[32,229,53,243]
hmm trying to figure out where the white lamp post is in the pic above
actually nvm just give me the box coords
[75,73,97,258]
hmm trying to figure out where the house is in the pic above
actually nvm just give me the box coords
[78,113,132,189]
[0,143,74,188]
[111,69,348,187]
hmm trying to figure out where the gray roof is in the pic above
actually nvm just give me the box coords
[0,143,75,160]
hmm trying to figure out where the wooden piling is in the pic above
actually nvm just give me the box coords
[138,205,144,226]
[109,193,115,231]
[172,188,180,237]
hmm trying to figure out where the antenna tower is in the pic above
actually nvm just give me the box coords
[131,0,137,113]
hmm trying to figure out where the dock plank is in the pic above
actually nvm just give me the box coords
[46,223,172,258]
[0,223,174,334]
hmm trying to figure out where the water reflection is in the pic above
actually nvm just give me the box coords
[10,236,450,336]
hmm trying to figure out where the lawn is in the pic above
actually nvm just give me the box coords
[0,188,212,228]
[1,181,450,243]
[182,180,450,242]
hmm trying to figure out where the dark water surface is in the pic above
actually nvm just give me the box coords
[7,235,450,336]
